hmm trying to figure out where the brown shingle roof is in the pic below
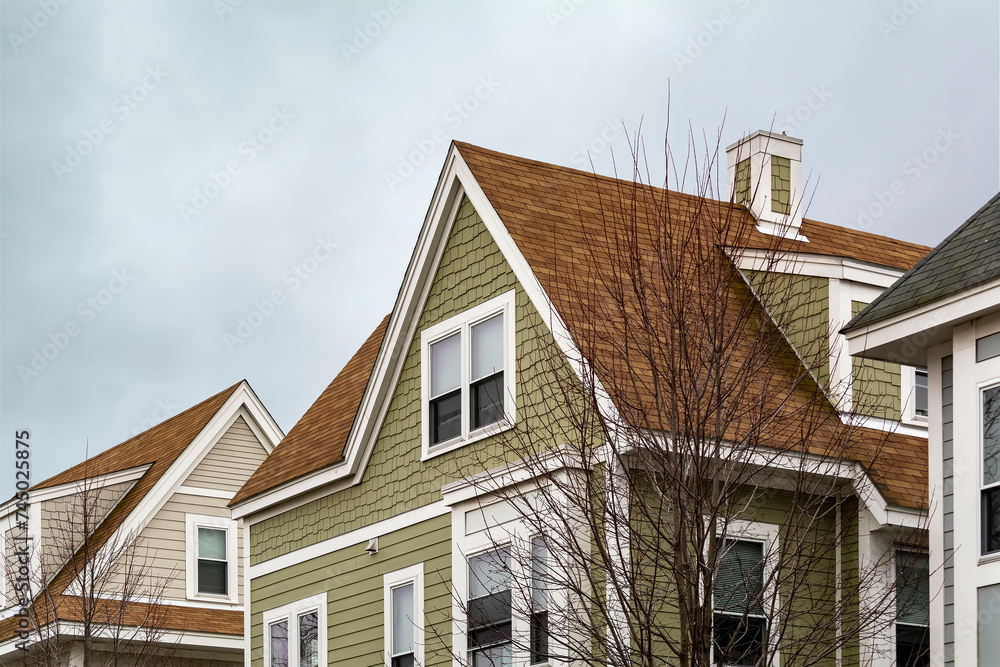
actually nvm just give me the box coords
[454,141,929,509]
[1,382,243,643]
[230,316,390,506]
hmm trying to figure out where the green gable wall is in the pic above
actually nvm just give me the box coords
[747,273,830,389]
[252,196,573,564]
[851,300,901,420]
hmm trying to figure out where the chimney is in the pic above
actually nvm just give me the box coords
[726,130,806,240]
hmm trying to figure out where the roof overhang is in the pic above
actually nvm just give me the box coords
[843,276,1000,365]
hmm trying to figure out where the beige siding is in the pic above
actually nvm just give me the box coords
[186,416,269,491]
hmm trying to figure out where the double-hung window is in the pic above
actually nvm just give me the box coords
[422,291,515,457]
[384,565,424,667]
[185,514,237,602]
[895,551,929,667]
[983,385,1000,554]
[713,539,767,666]
[468,546,513,667]
[264,593,326,667]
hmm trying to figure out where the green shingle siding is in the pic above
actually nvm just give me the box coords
[771,156,791,214]
[851,301,902,420]
[252,197,572,563]
[735,158,751,205]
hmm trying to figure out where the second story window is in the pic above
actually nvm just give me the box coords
[185,513,237,603]
[421,291,516,458]
[914,369,928,417]
[713,538,768,666]
[197,527,228,595]
[895,550,929,667]
[468,547,512,667]
[983,385,1000,554]
[264,593,326,667]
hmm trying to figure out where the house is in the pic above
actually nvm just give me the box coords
[231,134,933,667]
[843,192,1000,666]
[0,380,283,665]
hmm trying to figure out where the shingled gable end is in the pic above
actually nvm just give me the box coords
[233,139,933,667]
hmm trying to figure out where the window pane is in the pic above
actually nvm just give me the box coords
[715,540,764,616]
[198,559,227,595]
[270,620,289,667]
[471,643,512,667]
[198,527,227,560]
[978,332,1000,362]
[299,611,319,667]
[472,374,504,429]
[392,656,415,667]
[896,624,929,667]
[431,333,461,397]
[895,552,929,626]
[431,390,461,445]
[713,614,766,666]
[392,583,415,655]
[469,548,511,599]
[915,370,928,417]
[984,387,1000,486]
[530,611,549,665]
[984,486,1000,554]
[531,536,549,611]
[472,314,504,381]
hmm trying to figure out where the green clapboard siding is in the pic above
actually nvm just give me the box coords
[252,196,576,563]
[851,301,902,420]
[250,513,452,667]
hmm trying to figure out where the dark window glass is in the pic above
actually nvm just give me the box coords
[198,560,227,595]
[984,387,1000,553]
[713,614,766,666]
[984,487,1000,554]
[472,373,504,430]
[530,535,549,664]
[896,625,929,667]
[915,370,928,417]
[469,548,512,667]
[431,389,461,445]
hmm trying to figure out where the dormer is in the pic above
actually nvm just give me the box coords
[726,130,805,241]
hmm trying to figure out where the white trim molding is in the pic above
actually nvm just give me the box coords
[384,563,425,667]
[263,591,328,667]
[185,513,239,604]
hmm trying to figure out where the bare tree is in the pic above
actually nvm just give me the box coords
[443,127,928,667]
[3,460,176,667]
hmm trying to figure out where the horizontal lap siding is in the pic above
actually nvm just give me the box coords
[186,416,268,491]
[250,514,452,667]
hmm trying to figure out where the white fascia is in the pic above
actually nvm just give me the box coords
[733,249,906,288]
[65,382,281,597]
[0,464,150,518]
[235,143,622,524]
[844,277,1000,364]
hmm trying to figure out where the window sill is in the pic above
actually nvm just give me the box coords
[187,592,239,605]
[979,551,1000,566]
[421,419,514,462]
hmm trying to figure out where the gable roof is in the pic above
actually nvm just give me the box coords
[231,316,390,506]
[233,142,931,514]
[844,191,1000,330]
[1,381,247,643]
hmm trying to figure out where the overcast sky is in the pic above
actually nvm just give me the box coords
[2,0,997,497]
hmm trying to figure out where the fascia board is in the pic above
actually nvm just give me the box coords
[0,464,150,516]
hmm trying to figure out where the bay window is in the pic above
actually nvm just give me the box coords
[468,547,513,667]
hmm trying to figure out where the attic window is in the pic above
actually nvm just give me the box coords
[734,158,751,205]
[770,156,791,214]
[421,291,516,460]
[185,514,237,602]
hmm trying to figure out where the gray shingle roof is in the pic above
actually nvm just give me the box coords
[845,192,1000,330]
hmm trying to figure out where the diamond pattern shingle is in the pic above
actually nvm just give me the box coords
[846,191,1000,329]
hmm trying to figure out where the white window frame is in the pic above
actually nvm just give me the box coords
[263,592,328,667]
[384,564,425,667]
[710,519,780,667]
[185,513,238,603]
[892,546,929,665]
[901,366,929,425]
[421,290,517,460]
[981,380,1000,555]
